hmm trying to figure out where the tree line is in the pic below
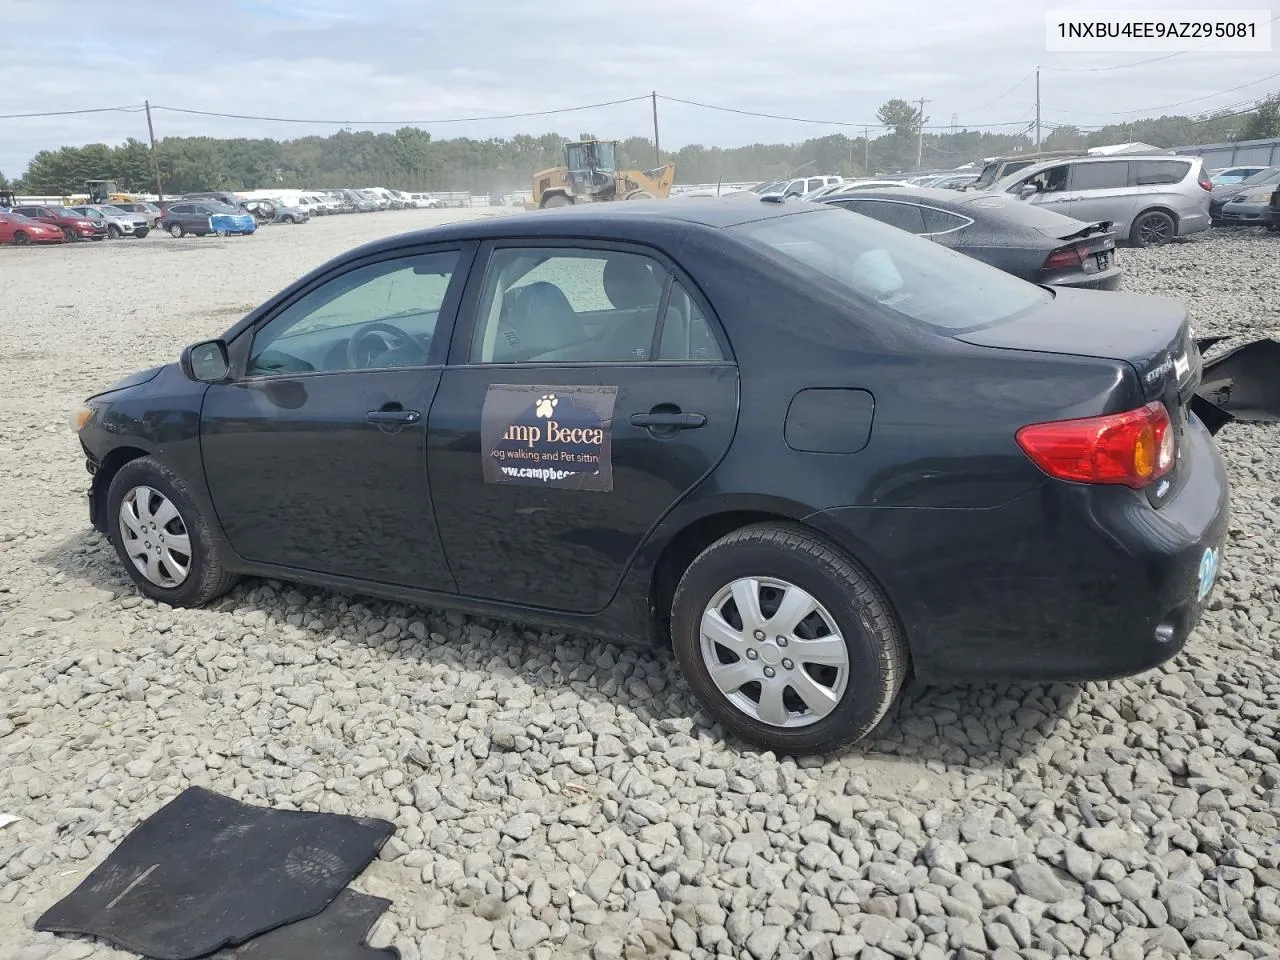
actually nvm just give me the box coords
[4,95,1278,197]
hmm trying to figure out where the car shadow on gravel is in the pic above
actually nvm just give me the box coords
[43,529,1080,773]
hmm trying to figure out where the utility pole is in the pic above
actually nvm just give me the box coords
[651,91,661,165]
[951,113,958,135]
[916,98,929,171]
[863,126,870,173]
[144,99,163,201]
[1034,68,1041,150]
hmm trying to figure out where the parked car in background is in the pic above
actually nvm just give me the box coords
[10,205,107,242]
[759,174,845,199]
[407,192,443,208]
[1209,166,1280,223]
[991,155,1212,247]
[964,150,1091,191]
[819,187,1121,290]
[1209,165,1268,186]
[68,204,150,239]
[928,173,981,190]
[801,179,913,200]
[182,191,243,208]
[71,197,1230,754]
[243,198,310,224]
[0,211,65,245]
[160,201,257,237]
[1215,183,1276,226]
[111,201,164,229]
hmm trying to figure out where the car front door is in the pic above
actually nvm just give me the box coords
[1009,163,1073,211]
[427,240,740,613]
[198,242,475,590]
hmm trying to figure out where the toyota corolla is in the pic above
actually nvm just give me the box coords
[71,197,1229,754]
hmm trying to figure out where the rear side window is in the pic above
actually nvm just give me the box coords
[734,208,1049,334]
[1072,161,1129,190]
[1134,160,1190,185]
[919,207,971,234]
[657,283,723,361]
[837,199,928,234]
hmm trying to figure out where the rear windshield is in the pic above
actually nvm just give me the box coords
[730,207,1050,334]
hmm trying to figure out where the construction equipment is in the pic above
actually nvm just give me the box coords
[526,140,674,210]
[85,180,141,204]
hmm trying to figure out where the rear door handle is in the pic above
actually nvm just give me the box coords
[629,412,706,429]
[367,409,421,424]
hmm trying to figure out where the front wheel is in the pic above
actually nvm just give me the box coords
[106,456,239,607]
[670,523,908,755]
[107,224,122,239]
[542,194,572,208]
[168,223,184,238]
[62,227,77,242]
[1130,210,1176,247]
[13,231,29,246]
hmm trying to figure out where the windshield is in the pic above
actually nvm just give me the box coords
[48,206,81,217]
[1240,167,1280,186]
[730,207,1050,334]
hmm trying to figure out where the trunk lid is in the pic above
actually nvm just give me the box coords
[957,288,1200,503]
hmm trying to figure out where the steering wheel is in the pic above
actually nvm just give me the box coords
[346,321,426,368]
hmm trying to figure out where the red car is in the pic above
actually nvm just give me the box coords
[9,205,107,242]
[0,211,66,245]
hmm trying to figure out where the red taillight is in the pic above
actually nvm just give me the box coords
[1198,172,1213,191]
[1016,401,1175,489]
[1043,244,1085,270]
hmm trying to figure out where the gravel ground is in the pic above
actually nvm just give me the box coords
[1,217,1278,960]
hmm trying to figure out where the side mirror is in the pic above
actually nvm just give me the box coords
[1017,183,1039,200]
[180,339,230,382]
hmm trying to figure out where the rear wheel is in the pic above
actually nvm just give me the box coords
[13,231,29,246]
[542,194,572,209]
[168,223,184,238]
[670,523,908,755]
[1130,210,1176,248]
[106,456,239,607]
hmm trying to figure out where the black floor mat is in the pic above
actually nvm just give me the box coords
[33,785,395,960]
[212,889,400,960]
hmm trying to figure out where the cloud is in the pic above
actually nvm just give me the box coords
[1,0,1273,176]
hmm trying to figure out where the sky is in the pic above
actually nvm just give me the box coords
[2,0,1278,178]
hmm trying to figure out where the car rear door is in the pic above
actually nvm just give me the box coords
[1063,160,1138,232]
[426,239,740,614]
[198,242,476,591]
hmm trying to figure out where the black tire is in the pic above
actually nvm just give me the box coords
[283,215,295,224]
[542,194,572,209]
[1130,210,1176,248]
[62,227,77,242]
[107,224,121,239]
[105,456,239,607]
[168,222,184,238]
[670,522,908,755]
[13,231,29,246]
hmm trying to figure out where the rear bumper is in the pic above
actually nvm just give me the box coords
[805,415,1230,685]
[1177,211,1212,236]
[1044,267,1122,291]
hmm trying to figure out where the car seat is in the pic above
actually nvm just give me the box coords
[598,256,664,360]
[492,281,585,362]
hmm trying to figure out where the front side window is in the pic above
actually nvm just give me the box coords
[248,251,460,376]
[1019,164,1070,194]
[732,207,1048,334]
[836,199,928,234]
[470,247,724,364]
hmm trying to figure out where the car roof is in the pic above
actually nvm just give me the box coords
[822,186,961,206]
[995,153,1191,183]
[345,197,824,252]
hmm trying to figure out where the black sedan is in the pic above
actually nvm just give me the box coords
[817,187,1121,290]
[72,198,1229,754]
[1209,166,1280,223]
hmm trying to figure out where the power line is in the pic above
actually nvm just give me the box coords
[954,68,1038,117]
[147,96,651,125]
[1051,71,1280,117]
[0,105,143,119]
[656,94,1039,130]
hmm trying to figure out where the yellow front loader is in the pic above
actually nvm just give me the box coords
[526,140,674,210]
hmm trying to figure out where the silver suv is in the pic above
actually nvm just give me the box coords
[990,155,1212,247]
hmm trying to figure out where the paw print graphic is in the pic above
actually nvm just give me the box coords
[535,394,558,418]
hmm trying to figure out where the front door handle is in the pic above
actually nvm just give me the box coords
[629,412,706,429]
[367,408,421,424]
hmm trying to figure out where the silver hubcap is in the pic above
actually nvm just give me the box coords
[699,577,849,728]
[119,486,191,588]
